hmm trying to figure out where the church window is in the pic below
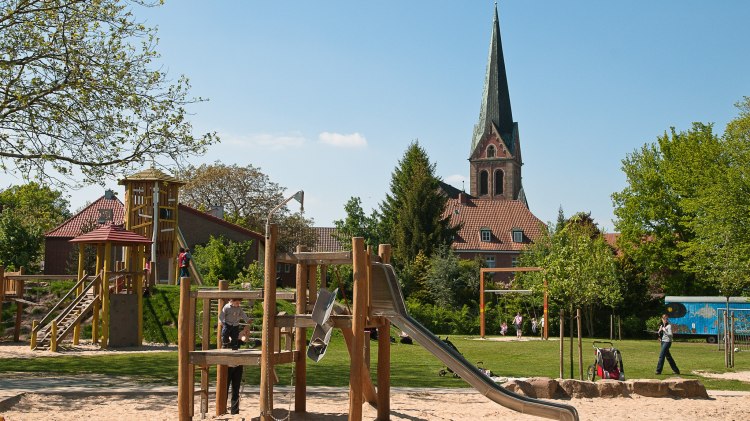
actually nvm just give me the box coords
[487,145,496,158]
[480,228,491,242]
[479,171,488,195]
[494,170,504,195]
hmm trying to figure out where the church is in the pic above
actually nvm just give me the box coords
[442,6,544,276]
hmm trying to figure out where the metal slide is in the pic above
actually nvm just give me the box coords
[370,263,579,421]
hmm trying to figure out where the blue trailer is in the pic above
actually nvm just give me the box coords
[664,296,750,343]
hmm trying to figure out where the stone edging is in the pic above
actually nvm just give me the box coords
[503,377,709,399]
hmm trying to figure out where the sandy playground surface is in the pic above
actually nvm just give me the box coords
[1,343,750,421]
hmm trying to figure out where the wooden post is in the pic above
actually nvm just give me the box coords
[294,245,308,413]
[480,269,486,338]
[259,224,278,421]
[13,279,24,341]
[320,264,328,290]
[377,244,391,421]
[177,276,191,421]
[577,308,583,380]
[349,237,366,421]
[730,312,735,368]
[610,313,613,340]
[30,320,38,349]
[200,297,211,416]
[50,320,58,352]
[559,309,564,379]
[73,244,85,345]
[543,279,549,340]
[308,263,317,309]
[102,244,111,348]
[189,294,196,417]
[0,265,4,305]
[136,245,144,345]
[216,280,229,415]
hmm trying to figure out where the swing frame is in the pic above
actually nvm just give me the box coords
[479,267,548,339]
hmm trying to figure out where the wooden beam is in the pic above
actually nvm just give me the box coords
[294,245,308,414]
[191,290,295,301]
[177,276,192,421]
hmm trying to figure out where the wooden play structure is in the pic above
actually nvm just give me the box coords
[1,267,75,341]
[177,226,395,421]
[479,267,549,339]
[119,168,202,285]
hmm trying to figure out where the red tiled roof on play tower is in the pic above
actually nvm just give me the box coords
[69,224,152,245]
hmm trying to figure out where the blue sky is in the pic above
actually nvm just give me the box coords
[4,1,749,232]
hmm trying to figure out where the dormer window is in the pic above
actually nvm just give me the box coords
[487,145,496,158]
[98,208,113,224]
[512,228,524,243]
[480,228,492,242]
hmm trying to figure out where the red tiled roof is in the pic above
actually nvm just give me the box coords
[313,227,343,252]
[45,195,125,238]
[443,198,545,251]
[70,224,152,245]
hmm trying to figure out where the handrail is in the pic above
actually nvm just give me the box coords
[44,275,102,343]
[32,272,93,335]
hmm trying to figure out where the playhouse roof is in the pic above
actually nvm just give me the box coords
[118,168,184,185]
[69,224,152,245]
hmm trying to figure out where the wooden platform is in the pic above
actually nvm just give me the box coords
[189,349,296,366]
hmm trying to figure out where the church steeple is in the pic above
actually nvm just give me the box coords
[471,5,514,154]
[468,4,526,206]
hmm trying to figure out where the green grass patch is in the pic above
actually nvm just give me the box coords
[0,332,746,391]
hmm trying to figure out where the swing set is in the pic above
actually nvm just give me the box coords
[479,267,548,339]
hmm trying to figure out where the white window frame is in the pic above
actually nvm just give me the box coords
[485,255,496,268]
[480,229,491,242]
[512,229,523,243]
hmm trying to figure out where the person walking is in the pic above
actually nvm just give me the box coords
[513,312,523,339]
[655,314,680,375]
[179,247,191,278]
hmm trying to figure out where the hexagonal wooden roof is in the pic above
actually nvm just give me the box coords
[69,224,152,245]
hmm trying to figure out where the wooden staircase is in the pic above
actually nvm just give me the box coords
[32,273,101,350]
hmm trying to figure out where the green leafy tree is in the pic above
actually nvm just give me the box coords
[0,211,43,271]
[612,123,722,295]
[0,0,216,185]
[425,246,480,310]
[0,182,70,233]
[333,197,378,249]
[378,141,459,267]
[191,236,253,286]
[519,217,619,378]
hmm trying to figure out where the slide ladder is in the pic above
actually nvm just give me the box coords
[32,274,101,350]
[369,263,579,421]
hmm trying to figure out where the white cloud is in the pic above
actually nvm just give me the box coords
[444,174,467,190]
[318,132,367,148]
[221,132,307,151]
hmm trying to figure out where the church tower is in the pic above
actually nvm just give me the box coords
[468,5,526,206]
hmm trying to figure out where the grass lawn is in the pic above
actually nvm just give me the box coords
[0,331,747,391]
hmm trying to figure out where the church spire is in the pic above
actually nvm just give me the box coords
[471,4,514,155]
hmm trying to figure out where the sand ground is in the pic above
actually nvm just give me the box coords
[1,343,749,421]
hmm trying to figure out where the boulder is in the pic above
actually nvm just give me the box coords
[503,379,534,397]
[597,379,630,398]
[663,378,709,399]
[528,377,560,399]
[627,379,670,397]
[557,379,599,399]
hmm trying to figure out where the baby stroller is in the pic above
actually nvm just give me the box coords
[438,337,462,378]
[586,341,625,381]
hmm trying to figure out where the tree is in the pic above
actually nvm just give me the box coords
[378,141,458,266]
[333,197,378,249]
[612,123,721,295]
[0,182,70,234]
[0,211,43,271]
[425,246,480,310]
[179,163,314,252]
[191,235,253,286]
[0,0,216,186]
[518,217,619,378]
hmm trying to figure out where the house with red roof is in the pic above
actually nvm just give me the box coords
[44,190,265,280]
